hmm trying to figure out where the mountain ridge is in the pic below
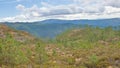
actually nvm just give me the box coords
[1,18,120,23]
[1,18,120,38]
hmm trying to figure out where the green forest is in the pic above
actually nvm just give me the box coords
[0,24,120,68]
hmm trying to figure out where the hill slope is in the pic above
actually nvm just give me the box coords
[0,24,47,67]
[0,24,120,68]
[54,27,120,68]
[0,24,35,42]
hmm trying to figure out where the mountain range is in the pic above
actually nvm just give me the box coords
[1,18,120,38]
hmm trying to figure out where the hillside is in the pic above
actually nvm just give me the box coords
[3,18,120,38]
[0,24,35,42]
[0,24,47,68]
[0,24,120,68]
[55,27,120,68]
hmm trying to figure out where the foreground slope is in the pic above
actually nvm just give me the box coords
[55,27,120,68]
[0,24,120,68]
[0,24,47,68]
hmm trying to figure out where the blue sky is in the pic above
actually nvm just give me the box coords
[0,0,72,18]
[0,0,120,22]
[0,0,47,17]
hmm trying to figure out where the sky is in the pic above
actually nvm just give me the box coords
[0,0,120,22]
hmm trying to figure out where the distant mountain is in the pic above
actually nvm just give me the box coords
[37,18,120,27]
[2,18,120,38]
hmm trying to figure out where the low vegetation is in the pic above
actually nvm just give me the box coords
[0,24,120,68]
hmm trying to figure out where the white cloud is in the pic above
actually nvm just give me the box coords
[16,4,25,10]
[72,0,120,8]
[0,0,120,22]
[105,0,120,8]
[104,6,120,14]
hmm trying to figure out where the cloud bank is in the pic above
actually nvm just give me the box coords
[0,0,120,22]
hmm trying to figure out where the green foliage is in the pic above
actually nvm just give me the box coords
[0,35,29,66]
[35,41,48,64]
[56,26,120,49]
[88,54,99,65]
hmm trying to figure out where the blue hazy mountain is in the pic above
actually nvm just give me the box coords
[3,18,120,38]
